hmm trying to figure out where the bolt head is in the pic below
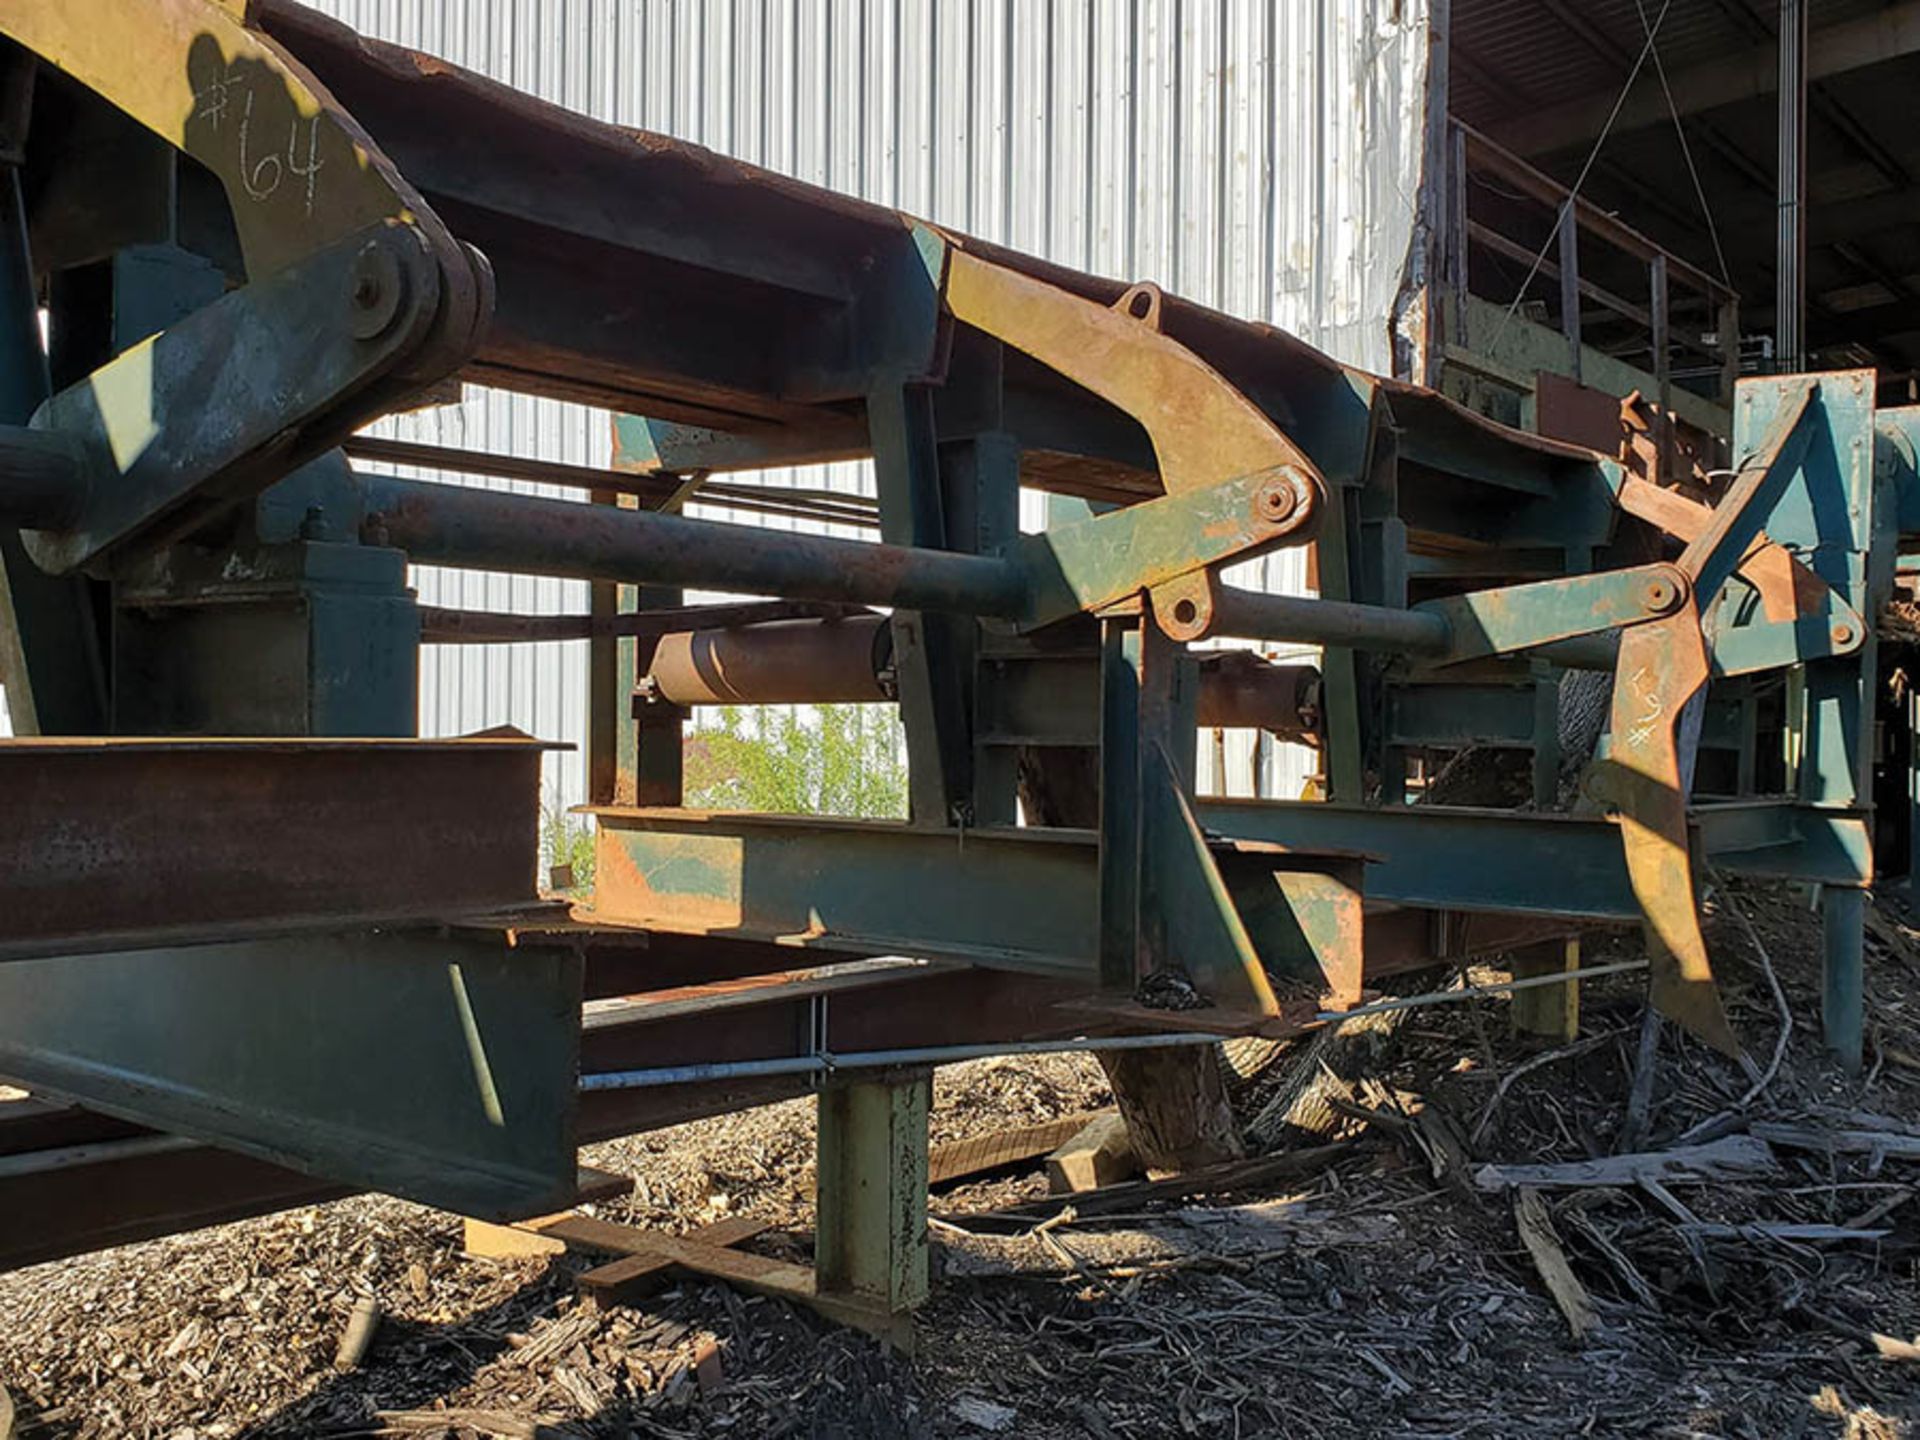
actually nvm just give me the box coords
[346,239,405,340]
[1256,481,1297,524]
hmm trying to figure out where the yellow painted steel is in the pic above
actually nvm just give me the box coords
[0,0,424,276]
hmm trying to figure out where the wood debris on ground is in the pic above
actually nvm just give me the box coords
[2,879,1918,1437]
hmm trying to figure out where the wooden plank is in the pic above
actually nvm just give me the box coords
[928,1112,1101,1187]
[576,1217,769,1308]
[1750,1120,1920,1159]
[464,1212,573,1260]
[461,1167,634,1259]
[575,1166,635,1204]
[1515,1189,1593,1341]
[1475,1135,1778,1191]
[376,1408,558,1438]
[1046,1112,1138,1194]
[986,1142,1353,1223]
[540,1218,912,1347]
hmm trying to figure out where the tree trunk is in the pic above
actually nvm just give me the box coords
[1018,742,1245,1174]
[1097,1044,1245,1176]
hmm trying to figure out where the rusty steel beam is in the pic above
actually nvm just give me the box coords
[0,1127,355,1273]
[1194,654,1318,737]
[0,737,548,959]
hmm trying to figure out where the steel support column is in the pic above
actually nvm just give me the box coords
[1777,0,1809,372]
[1821,884,1865,1073]
[815,1071,931,1344]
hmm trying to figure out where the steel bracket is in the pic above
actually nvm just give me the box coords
[20,224,449,573]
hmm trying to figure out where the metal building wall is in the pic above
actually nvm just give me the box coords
[294,0,1437,809]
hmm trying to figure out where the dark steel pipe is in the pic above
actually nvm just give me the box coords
[1210,587,1620,669]
[0,426,86,530]
[646,615,894,706]
[1194,653,1319,738]
[1209,585,1453,655]
[640,615,1324,739]
[350,472,1028,617]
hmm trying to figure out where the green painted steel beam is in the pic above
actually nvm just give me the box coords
[0,930,584,1219]
[590,810,1101,975]
[1387,683,1539,748]
[589,799,1869,981]
[1201,798,1871,915]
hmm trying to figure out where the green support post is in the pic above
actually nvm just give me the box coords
[814,1070,930,1349]
[948,431,1020,825]
[633,583,684,806]
[1530,664,1561,808]
[588,493,640,807]
[870,383,974,825]
[1822,885,1866,1074]
[1098,621,1144,989]
[1745,373,1880,1068]
[0,168,106,735]
[1511,936,1581,1042]
[1315,490,1367,802]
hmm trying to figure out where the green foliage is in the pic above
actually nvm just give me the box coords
[685,704,908,819]
[541,805,597,895]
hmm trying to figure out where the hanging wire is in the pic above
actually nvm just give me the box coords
[1635,0,1735,291]
[1490,0,1677,352]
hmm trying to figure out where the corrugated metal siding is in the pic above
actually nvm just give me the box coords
[292,0,1432,805]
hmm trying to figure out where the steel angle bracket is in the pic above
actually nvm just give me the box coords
[1221,844,1370,1014]
[1139,739,1283,1017]
[933,238,1324,638]
[0,929,584,1219]
[1,0,489,570]
[1132,741,1369,1018]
